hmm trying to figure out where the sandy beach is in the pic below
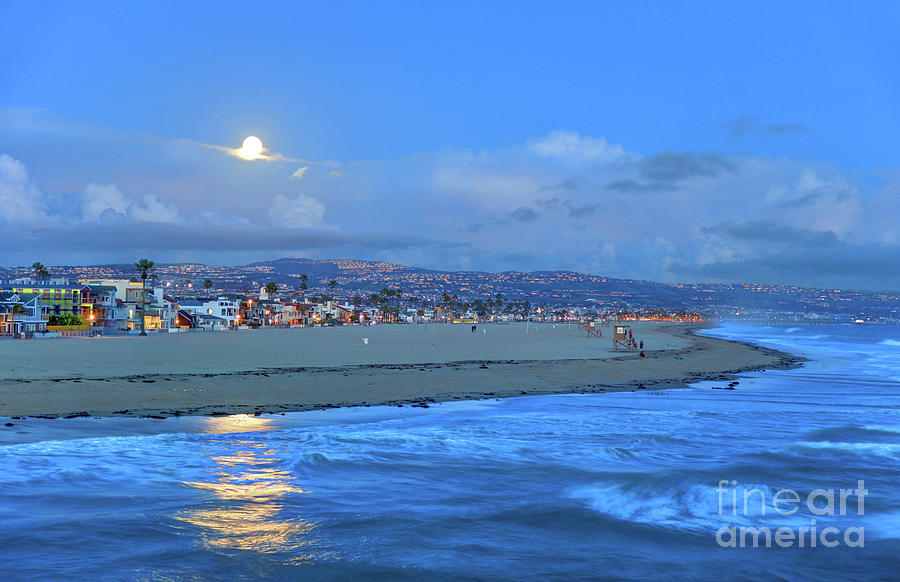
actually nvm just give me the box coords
[0,322,801,418]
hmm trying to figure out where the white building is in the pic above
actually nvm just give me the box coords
[179,297,239,327]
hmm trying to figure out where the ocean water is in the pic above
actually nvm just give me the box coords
[2,323,899,581]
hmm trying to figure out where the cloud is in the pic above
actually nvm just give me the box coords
[667,241,900,291]
[639,152,736,182]
[726,115,808,138]
[0,153,49,224]
[81,183,181,224]
[526,130,625,162]
[268,193,327,229]
[726,115,758,138]
[81,183,130,222]
[3,118,899,290]
[538,176,594,192]
[291,166,310,180]
[329,170,343,178]
[604,152,735,193]
[704,221,840,246]
[606,179,673,193]
[510,207,539,222]
[764,123,808,135]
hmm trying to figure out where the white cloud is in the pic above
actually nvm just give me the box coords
[291,166,310,180]
[81,183,130,222]
[268,193,326,229]
[129,193,181,224]
[0,153,48,224]
[525,130,626,162]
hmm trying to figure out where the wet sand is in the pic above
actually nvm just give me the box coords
[0,323,801,418]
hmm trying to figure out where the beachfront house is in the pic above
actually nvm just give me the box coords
[3,281,93,322]
[312,301,354,325]
[280,302,316,326]
[87,285,118,330]
[191,313,228,331]
[177,297,238,328]
[0,292,50,336]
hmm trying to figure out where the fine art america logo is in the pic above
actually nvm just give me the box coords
[715,480,867,548]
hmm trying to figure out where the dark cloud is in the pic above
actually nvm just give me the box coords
[764,123,808,135]
[567,203,601,217]
[510,207,539,222]
[463,222,485,233]
[778,186,851,209]
[538,176,593,192]
[535,198,601,217]
[535,198,561,210]
[726,115,808,138]
[605,152,734,193]
[667,242,900,291]
[726,115,759,138]
[606,179,674,193]
[705,221,840,246]
[6,223,453,255]
[639,152,736,182]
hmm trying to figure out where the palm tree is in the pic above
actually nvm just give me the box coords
[300,274,308,300]
[134,259,155,336]
[203,279,213,298]
[31,262,50,279]
[441,293,452,322]
[328,279,337,300]
[9,303,26,337]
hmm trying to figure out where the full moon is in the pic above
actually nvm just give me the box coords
[238,135,264,160]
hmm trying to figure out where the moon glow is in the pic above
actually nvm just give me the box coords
[238,136,264,160]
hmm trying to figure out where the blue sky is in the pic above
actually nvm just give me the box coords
[2,1,899,289]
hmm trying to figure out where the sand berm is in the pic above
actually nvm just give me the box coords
[0,322,801,418]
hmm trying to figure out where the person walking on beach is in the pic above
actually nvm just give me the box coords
[472,325,477,333]
[639,340,644,350]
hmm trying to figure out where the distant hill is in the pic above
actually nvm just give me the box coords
[3,257,900,320]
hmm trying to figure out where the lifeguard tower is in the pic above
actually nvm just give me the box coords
[613,324,635,350]
[585,320,602,337]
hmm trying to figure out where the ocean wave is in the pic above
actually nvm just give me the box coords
[806,425,900,443]
[794,441,900,460]
[568,481,810,533]
[863,424,900,435]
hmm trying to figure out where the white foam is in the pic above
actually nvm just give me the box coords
[795,441,900,459]
[568,482,809,532]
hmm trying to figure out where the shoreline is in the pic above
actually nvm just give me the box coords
[1,324,804,420]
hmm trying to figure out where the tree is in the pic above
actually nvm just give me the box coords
[49,313,82,326]
[134,259,155,336]
[265,282,277,296]
[300,274,308,300]
[203,279,213,297]
[9,303,26,336]
[328,279,337,300]
[441,293,451,322]
[31,262,50,279]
